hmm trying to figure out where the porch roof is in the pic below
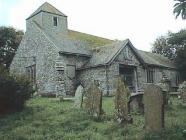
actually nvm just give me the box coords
[82,40,129,68]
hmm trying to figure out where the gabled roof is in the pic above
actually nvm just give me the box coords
[82,40,129,68]
[80,39,177,69]
[27,2,67,20]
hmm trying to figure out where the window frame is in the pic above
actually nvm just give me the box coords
[147,68,154,83]
[25,64,36,84]
[53,16,58,26]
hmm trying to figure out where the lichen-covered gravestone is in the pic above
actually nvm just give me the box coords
[74,85,84,108]
[84,80,103,118]
[144,84,164,132]
[114,77,132,124]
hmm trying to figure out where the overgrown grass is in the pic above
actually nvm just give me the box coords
[0,97,186,140]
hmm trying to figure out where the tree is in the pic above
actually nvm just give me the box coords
[0,26,24,69]
[168,30,186,80]
[176,45,186,80]
[152,36,176,60]
[173,0,186,19]
[152,29,186,81]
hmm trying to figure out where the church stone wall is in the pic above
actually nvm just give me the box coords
[10,21,66,95]
[77,66,108,95]
[56,54,90,96]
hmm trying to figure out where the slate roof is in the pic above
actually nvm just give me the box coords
[27,2,67,20]
[47,32,92,57]
[138,50,176,69]
[80,39,177,69]
[68,30,114,48]
[83,40,128,67]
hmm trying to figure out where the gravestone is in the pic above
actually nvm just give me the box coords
[114,77,132,124]
[129,94,144,114]
[84,80,103,118]
[144,84,164,132]
[74,85,84,108]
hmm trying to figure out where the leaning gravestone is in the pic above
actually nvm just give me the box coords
[144,84,164,132]
[84,80,103,118]
[114,77,132,124]
[74,85,84,108]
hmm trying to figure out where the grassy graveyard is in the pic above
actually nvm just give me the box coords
[0,97,186,140]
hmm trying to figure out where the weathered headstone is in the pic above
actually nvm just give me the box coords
[114,77,132,124]
[129,94,144,114]
[84,80,103,118]
[144,84,164,132]
[74,85,84,108]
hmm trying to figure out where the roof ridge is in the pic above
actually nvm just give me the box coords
[68,29,114,42]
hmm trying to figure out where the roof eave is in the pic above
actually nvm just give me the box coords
[145,63,177,70]
[26,10,67,20]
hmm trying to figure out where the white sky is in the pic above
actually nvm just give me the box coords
[0,0,186,51]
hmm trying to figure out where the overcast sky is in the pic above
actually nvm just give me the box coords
[0,0,186,51]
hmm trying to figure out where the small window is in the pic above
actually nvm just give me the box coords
[147,68,154,83]
[53,17,58,26]
[25,64,36,84]
[57,70,64,81]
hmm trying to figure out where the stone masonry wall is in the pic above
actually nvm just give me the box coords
[153,67,178,88]
[10,21,65,95]
[57,54,90,96]
[42,12,68,35]
[77,66,108,95]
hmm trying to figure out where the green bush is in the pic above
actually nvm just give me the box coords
[0,65,34,113]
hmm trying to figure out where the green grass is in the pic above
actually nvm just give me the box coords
[0,97,186,140]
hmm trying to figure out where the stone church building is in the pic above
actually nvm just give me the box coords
[10,2,179,96]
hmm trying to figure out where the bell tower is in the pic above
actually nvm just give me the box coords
[26,2,68,34]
